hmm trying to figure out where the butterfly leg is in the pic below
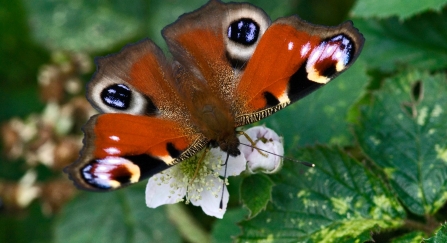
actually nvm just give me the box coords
[237,131,268,157]
[219,152,231,209]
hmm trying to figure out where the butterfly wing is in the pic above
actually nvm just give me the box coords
[87,39,184,117]
[66,114,205,191]
[234,17,364,125]
[162,0,272,110]
[162,0,364,126]
[65,39,208,191]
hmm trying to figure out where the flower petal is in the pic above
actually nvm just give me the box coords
[145,167,186,208]
[239,126,279,158]
[211,148,246,177]
[247,142,283,173]
[240,126,284,174]
[190,175,228,219]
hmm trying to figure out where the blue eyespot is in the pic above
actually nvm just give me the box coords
[227,18,259,46]
[100,84,131,110]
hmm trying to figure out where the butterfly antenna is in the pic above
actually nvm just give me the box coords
[239,142,315,167]
[219,152,230,209]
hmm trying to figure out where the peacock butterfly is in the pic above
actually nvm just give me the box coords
[65,0,364,191]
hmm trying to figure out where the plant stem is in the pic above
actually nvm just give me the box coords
[166,204,210,243]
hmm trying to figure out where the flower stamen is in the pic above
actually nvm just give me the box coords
[189,147,210,186]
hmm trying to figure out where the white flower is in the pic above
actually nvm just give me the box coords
[17,170,40,207]
[239,126,284,174]
[145,147,246,218]
[145,126,284,218]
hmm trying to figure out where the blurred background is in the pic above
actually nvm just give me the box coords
[0,0,359,242]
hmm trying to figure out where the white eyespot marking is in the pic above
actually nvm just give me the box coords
[82,157,141,189]
[322,44,336,60]
[305,35,353,84]
[109,135,120,141]
[300,42,311,57]
[288,41,294,51]
[98,156,124,165]
[89,77,148,115]
[307,44,324,67]
[307,68,330,84]
[95,165,110,173]
[83,165,93,179]
[97,173,110,180]
[159,155,176,165]
[125,164,140,183]
[336,60,346,72]
[277,92,291,104]
[224,6,271,64]
[104,147,121,155]
[332,35,352,67]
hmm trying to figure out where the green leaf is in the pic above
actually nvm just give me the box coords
[391,231,426,243]
[24,0,147,52]
[234,0,301,20]
[237,146,405,242]
[211,208,248,243]
[262,60,368,151]
[240,174,274,218]
[0,86,44,122]
[55,185,181,243]
[146,0,308,52]
[352,0,447,20]
[0,202,53,243]
[353,9,447,72]
[142,0,207,51]
[353,71,447,215]
[22,0,300,53]
[0,0,49,87]
[423,224,447,243]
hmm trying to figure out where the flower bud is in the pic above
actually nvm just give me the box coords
[239,126,284,174]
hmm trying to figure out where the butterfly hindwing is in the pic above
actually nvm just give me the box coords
[66,113,207,191]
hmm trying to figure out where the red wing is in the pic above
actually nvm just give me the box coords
[65,114,207,191]
[234,17,364,126]
[162,0,271,107]
[87,39,188,119]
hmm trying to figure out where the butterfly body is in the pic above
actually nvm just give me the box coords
[65,0,364,191]
[175,69,240,156]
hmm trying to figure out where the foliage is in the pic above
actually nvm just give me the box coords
[55,184,181,243]
[423,224,447,243]
[1,0,447,242]
[352,0,447,20]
